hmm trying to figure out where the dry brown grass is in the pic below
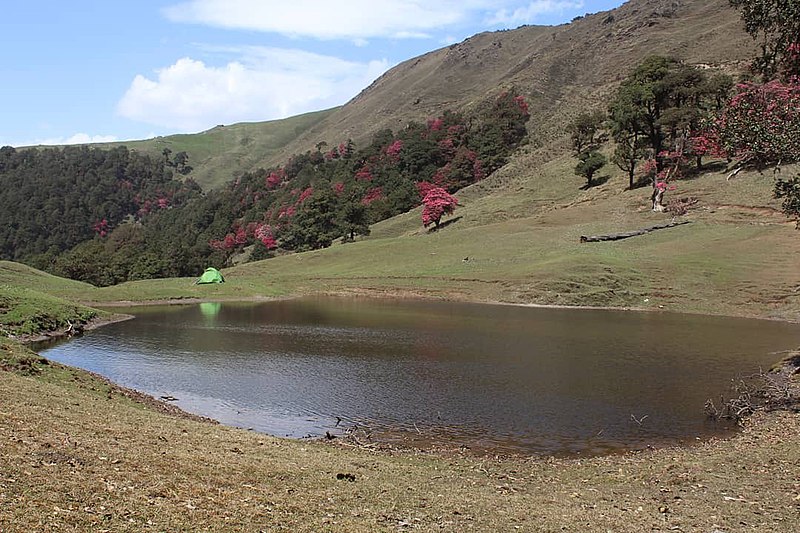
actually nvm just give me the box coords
[2,340,799,532]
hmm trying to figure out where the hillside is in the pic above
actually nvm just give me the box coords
[266,0,755,168]
[39,0,755,191]
[94,108,336,190]
[4,2,800,529]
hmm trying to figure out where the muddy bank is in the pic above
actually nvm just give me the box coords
[15,312,135,345]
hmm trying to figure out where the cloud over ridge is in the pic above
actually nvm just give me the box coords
[117,51,389,131]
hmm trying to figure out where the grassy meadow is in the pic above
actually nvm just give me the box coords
[2,149,800,531]
[4,154,795,322]
[85,108,336,190]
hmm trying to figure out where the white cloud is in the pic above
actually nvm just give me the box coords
[163,0,465,39]
[488,1,585,26]
[14,133,119,147]
[117,50,390,131]
[162,0,584,39]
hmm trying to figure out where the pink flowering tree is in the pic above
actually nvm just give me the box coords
[715,80,800,170]
[642,151,682,211]
[92,219,110,237]
[421,187,458,229]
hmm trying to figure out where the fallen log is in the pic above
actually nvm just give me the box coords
[580,220,691,243]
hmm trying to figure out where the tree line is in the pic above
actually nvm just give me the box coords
[0,90,529,285]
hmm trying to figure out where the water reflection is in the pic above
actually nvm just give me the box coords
[41,297,800,455]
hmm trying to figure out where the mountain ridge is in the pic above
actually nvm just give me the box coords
[272,0,755,170]
[26,0,755,191]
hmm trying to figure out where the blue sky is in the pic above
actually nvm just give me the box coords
[1,0,624,147]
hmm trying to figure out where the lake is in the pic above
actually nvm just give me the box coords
[41,297,800,455]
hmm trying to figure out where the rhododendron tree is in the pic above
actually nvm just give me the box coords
[361,187,383,206]
[642,151,683,211]
[421,187,458,228]
[354,167,373,181]
[427,117,444,132]
[297,186,314,204]
[715,80,800,167]
[266,169,284,189]
[253,223,277,249]
[385,139,403,160]
[92,219,109,238]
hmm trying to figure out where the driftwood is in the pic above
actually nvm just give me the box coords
[580,220,691,243]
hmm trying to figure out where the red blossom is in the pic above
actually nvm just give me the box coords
[92,219,110,237]
[354,167,373,181]
[266,169,285,189]
[421,187,458,227]
[254,223,277,249]
[513,95,530,115]
[427,117,444,131]
[385,139,403,159]
[416,181,437,199]
[297,186,314,204]
[361,187,383,205]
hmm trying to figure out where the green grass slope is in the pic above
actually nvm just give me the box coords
[84,108,335,190]
[4,156,797,322]
[0,263,105,337]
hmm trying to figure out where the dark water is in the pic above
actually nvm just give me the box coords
[41,297,800,455]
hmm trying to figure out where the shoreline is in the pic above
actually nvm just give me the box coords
[15,312,136,345]
[20,293,800,461]
[82,288,800,325]
[4,296,800,531]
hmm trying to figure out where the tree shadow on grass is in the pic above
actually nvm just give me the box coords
[682,160,728,180]
[580,174,611,190]
[427,216,463,233]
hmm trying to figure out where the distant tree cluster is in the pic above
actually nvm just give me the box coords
[0,145,201,274]
[565,0,800,221]
[197,89,529,255]
[0,90,530,284]
[567,56,733,210]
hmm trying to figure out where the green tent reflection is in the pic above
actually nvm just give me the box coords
[199,302,222,319]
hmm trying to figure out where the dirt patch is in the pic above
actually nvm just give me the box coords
[14,313,135,345]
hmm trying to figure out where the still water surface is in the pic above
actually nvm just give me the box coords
[42,297,800,455]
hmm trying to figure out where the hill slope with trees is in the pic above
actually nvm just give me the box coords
[3,0,798,292]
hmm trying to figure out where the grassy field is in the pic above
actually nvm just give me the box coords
[4,154,794,322]
[84,108,336,190]
[3,148,800,531]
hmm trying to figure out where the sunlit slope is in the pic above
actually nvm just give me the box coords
[92,108,336,189]
[0,261,96,300]
[11,153,778,321]
[35,0,753,192]
[0,262,105,336]
[228,161,800,321]
[268,0,755,166]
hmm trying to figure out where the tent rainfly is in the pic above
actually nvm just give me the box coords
[196,267,225,284]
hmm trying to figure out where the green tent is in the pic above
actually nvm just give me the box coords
[196,267,225,284]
